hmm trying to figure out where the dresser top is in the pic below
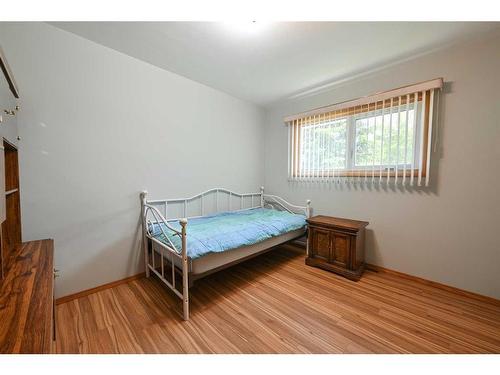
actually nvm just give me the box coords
[307,215,369,231]
[0,239,54,354]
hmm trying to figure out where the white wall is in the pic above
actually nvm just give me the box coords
[0,22,265,297]
[264,30,500,299]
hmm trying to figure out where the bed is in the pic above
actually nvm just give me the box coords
[140,187,311,320]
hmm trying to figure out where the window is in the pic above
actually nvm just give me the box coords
[286,79,442,187]
[299,117,348,173]
[352,105,418,170]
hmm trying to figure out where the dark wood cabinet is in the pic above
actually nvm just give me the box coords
[306,215,368,281]
[1,46,21,280]
[0,140,21,279]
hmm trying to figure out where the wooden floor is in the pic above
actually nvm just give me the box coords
[56,247,500,354]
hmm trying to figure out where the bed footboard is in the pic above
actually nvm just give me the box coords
[140,191,189,320]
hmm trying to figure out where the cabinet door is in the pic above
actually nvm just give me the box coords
[331,233,350,267]
[310,227,331,261]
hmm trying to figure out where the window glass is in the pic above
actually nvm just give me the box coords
[354,109,415,168]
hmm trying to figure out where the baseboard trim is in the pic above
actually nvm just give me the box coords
[55,272,145,305]
[365,263,500,307]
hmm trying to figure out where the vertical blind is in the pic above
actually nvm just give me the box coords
[285,78,443,187]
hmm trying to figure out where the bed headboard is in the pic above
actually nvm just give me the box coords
[143,187,263,221]
[141,187,311,222]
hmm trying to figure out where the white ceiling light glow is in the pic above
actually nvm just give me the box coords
[222,21,269,35]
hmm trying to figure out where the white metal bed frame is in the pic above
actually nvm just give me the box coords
[140,187,311,320]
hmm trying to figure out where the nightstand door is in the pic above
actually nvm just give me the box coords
[310,227,331,261]
[330,233,350,268]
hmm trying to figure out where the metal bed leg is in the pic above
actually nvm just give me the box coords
[144,241,150,278]
[180,218,189,321]
[141,190,150,278]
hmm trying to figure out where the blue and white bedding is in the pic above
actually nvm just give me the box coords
[149,208,306,259]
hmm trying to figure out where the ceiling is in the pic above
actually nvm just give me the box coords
[50,22,499,106]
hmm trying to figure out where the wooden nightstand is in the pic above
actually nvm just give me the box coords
[305,215,369,281]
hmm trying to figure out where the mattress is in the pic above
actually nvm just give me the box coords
[149,208,306,259]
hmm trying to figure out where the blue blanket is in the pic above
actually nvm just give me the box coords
[149,208,306,259]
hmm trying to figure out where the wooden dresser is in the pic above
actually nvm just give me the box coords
[0,239,55,353]
[306,215,368,281]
